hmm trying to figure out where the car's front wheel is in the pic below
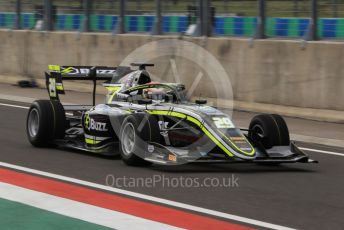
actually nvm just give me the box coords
[119,115,153,166]
[248,114,290,149]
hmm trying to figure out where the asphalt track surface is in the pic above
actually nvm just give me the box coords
[0,100,344,230]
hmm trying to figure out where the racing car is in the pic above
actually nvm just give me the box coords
[26,63,317,166]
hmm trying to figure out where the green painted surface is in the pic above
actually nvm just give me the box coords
[29,15,35,28]
[336,18,344,38]
[0,198,114,230]
[318,19,323,38]
[170,16,179,33]
[5,13,14,28]
[243,17,255,36]
[124,16,130,32]
[90,15,97,31]
[105,15,113,31]
[288,18,299,37]
[266,18,275,37]
[137,16,145,32]
[224,17,234,35]
[65,15,73,30]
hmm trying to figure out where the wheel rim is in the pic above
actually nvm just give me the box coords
[252,124,265,139]
[121,123,136,156]
[28,108,39,137]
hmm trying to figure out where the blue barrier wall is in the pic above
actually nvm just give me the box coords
[0,12,343,39]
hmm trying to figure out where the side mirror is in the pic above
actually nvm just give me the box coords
[138,99,152,105]
[195,99,207,105]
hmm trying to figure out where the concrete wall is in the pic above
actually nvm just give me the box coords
[0,29,343,111]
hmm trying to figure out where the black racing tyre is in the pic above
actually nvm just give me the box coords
[270,114,290,145]
[248,114,290,149]
[26,100,66,147]
[119,114,160,166]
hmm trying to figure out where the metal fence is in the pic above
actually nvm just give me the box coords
[1,0,344,40]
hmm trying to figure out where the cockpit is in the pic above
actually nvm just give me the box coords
[125,84,188,104]
[104,63,188,104]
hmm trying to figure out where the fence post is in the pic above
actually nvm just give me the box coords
[192,0,212,36]
[82,0,92,32]
[14,0,21,29]
[115,0,125,34]
[151,0,162,35]
[203,0,212,36]
[192,0,203,36]
[309,0,318,40]
[43,0,53,31]
[256,0,266,39]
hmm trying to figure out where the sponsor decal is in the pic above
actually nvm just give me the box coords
[168,154,177,162]
[147,145,155,153]
[89,119,108,131]
[233,141,248,144]
[60,67,117,75]
[230,137,246,141]
[48,78,56,97]
[84,114,108,132]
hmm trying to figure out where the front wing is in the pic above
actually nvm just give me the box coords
[142,142,318,165]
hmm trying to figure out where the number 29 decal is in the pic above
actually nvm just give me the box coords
[212,117,235,129]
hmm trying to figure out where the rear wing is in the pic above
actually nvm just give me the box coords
[45,65,129,105]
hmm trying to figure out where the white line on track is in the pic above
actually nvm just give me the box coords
[300,147,344,157]
[0,102,72,116]
[0,161,294,230]
[0,102,29,109]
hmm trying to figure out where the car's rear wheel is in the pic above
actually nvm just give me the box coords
[248,114,290,149]
[119,114,159,166]
[26,100,66,147]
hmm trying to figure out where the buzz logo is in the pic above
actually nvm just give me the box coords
[85,115,108,132]
[61,67,117,75]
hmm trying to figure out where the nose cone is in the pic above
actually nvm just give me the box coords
[219,128,256,158]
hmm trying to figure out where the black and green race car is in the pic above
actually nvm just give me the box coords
[26,63,317,166]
